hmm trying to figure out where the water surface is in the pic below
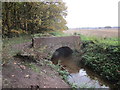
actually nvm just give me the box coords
[54,55,111,88]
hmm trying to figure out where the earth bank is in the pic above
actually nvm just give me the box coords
[2,40,71,88]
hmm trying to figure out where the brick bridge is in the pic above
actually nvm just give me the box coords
[32,36,81,57]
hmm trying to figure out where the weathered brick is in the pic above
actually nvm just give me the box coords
[32,36,81,56]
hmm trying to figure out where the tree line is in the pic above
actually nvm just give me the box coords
[2,1,68,38]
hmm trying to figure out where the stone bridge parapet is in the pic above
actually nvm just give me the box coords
[32,36,81,56]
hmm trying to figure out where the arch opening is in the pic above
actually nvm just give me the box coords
[51,46,73,64]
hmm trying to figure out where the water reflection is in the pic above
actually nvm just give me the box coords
[68,69,109,88]
[51,52,111,88]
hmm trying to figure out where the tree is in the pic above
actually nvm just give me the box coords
[2,0,68,37]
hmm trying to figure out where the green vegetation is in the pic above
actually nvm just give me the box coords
[49,31,69,36]
[2,1,68,38]
[32,31,70,38]
[3,35,32,45]
[46,60,69,81]
[2,30,68,65]
[2,1,119,88]
[80,34,119,46]
[80,35,120,88]
[2,35,31,65]
[45,60,78,89]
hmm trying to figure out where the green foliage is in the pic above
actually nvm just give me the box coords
[49,31,63,36]
[2,35,31,65]
[46,60,79,88]
[32,30,70,38]
[2,1,68,38]
[81,38,120,88]
[3,35,31,46]
[49,31,69,36]
[32,33,51,38]
[69,83,78,89]
[47,60,69,81]
[80,34,119,46]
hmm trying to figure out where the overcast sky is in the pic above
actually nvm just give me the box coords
[63,0,119,28]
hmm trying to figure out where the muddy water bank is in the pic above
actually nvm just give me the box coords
[51,53,114,89]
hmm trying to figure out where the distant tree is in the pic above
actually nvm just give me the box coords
[104,26,112,28]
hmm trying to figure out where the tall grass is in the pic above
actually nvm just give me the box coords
[80,34,119,46]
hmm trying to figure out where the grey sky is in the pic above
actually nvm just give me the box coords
[63,0,119,28]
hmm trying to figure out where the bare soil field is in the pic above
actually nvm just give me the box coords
[63,29,118,38]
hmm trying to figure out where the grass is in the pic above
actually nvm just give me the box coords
[2,31,68,64]
[3,31,119,88]
[80,35,120,88]
[49,31,70,37]
[3,35,32,46]
[2,35,32,65]
[45,59,79,89]
[41,31,119,88]
[33,31,70,38]
[46,60,69,80]
[80,34,119,46]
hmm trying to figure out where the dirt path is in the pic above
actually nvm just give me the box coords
[2,42,70,88]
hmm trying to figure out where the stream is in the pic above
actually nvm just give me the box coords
[52,53,113,89]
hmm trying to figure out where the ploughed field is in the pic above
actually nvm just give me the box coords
[63,28,118,38]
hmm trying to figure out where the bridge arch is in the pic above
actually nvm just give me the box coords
[32,36,81,59]
[51,46,73,64]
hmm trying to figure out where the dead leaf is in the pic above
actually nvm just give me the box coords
[11,75,15,77]
[25,75,30,78]
[20,65,26,69]
[14,62,17,65]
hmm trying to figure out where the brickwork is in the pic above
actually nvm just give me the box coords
[32,36,81,56]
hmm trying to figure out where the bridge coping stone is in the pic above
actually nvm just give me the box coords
[32,36,81,56]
